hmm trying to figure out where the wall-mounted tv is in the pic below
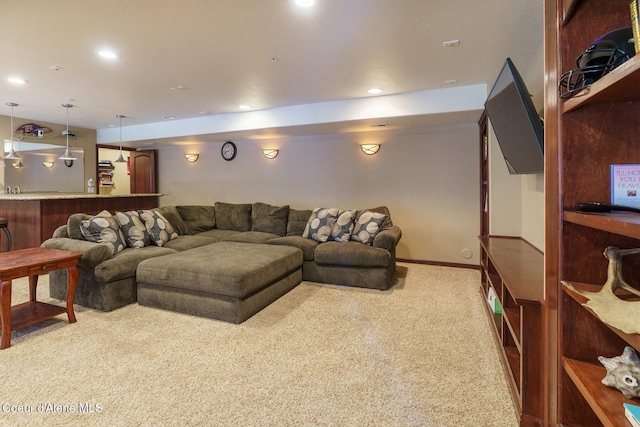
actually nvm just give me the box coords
[484,58,544,175]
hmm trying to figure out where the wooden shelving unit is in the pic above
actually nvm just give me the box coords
[547,0,640,425]
[479,236,544,426]
[98,161,115,187]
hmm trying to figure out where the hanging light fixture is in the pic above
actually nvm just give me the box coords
[4,102,22,160]
[59,103,75,161]
[114,114,127,163]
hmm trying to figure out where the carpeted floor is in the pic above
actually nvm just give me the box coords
[0,263,518,426]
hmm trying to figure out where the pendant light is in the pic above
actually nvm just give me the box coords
[114,114,127,163]
[4,102,22,160]
[59,103,75,161]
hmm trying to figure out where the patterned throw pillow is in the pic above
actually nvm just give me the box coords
[114,211,150,248]
[351,210,388,245]
[329,209,357,243]
[138,210,179,247]
[302,207,340,243]
[80,210,126,255]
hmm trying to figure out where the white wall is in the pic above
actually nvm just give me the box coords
[4,151,84,193]
[487,42,545,251]
[157,124,480,265]
[0,115,97,193]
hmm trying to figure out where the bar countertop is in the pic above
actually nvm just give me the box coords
[0,193,164,250]
[0,192,164,201]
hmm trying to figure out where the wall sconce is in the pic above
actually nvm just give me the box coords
[43,161,55,168]
[11,160,24,169]
[262,149,279,159]
[360,144,381,155]
[184,154,199,162]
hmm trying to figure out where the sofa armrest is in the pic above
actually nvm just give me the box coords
[373,225,402,252]
[41,238,113,268]
[52,225,69,238]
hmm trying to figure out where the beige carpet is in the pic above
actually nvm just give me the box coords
[0,263,518,426]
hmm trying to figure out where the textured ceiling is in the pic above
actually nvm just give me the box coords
[0,0,543,143]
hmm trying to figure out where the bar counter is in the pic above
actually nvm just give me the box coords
[0,193,163,250]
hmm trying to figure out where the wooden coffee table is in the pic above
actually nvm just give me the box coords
[0,247,82,349]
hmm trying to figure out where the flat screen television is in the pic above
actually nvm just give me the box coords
[484,58,544,174]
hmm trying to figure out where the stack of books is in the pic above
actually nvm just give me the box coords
[624,403,640,427]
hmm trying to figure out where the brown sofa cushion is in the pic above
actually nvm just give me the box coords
[287,209,313,236]
[251,202,289,236]
[176,205,215,234]
[223,231,281,244]
[215,202,252,231]
[267,236,318,261]
[157,206,189,235]
[314,241,390,267]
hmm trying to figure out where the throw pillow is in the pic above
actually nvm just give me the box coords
[156,206,189,235]
[138,210,179,247]
[114,211,150,248]
[176,205,216,234]
[251,202,289,236]
[287,209,313,236]
[302,207,339,243]
[214,202,252,231]
[329,209,357,243]
[80,210,126,255]
[351,210,388,245]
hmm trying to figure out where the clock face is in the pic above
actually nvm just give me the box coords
[221,141,237,161]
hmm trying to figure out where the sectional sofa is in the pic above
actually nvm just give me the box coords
[40,202,402,321]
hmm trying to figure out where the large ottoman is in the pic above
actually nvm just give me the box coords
[136,242,303,323]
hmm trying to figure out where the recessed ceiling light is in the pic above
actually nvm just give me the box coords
[444,79,457,84]
[49,65,62,71]
[170,85,186,91]
[367,88,383,95]
[7,77,28,85]
[443,39,460,48]
[238,105,252,110]
[163,115,176,120]
[295,0,314,6]
[98,49,119,60]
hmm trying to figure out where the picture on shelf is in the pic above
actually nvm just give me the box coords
[611,164,640,209]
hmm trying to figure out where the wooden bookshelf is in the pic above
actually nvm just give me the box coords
[479,236,544,426]
[546,0,640,424]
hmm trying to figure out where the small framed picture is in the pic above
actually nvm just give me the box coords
[611,164,640,209]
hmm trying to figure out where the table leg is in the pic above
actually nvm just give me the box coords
[66,266,78,323]
[0,280,12,349]
[29,275,38,302]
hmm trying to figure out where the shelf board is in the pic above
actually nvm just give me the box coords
[564,210,640,240]
[479,236,544,304]
[10,301,66,330]
[505,345,522,394]
[562,55,640,113]
[563,357,634,427]
[503,307,522,352]
[562,281,640,349]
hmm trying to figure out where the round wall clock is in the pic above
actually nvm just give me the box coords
[221,141,237,161]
